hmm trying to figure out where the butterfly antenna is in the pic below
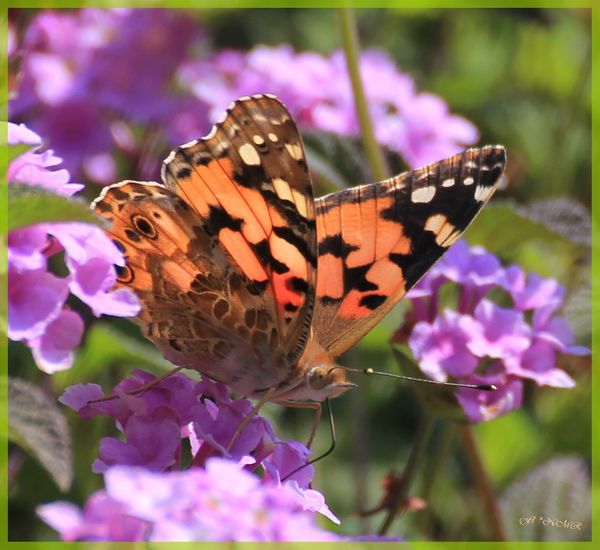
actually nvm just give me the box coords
[281,398,336,482]
[345,367,497,391]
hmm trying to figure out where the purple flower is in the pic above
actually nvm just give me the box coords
[401,240,589,422]
[55,369,359,538]
[408,309,479,381]
[456,373,524,423]
[178,44,478,168]
[7,123,139,373]
[93,416,182,473]
[37,493,148,542]
[60,371,312,488]
[7,123,83,196]
[263,440,314,488]
[10,9,207,181]
[459,300,531,359]
[32,99,115,178]
[39,459,341,541]
[28,309,84,373]
[85,9,202,124]
[8,266,70,342]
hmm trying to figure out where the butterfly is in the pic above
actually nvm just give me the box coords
[92,94,506,408]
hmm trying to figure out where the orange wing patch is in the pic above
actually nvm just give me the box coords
[311,146,506,359]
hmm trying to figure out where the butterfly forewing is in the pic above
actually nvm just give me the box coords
[161,95,317,363]
[311,145,506,358]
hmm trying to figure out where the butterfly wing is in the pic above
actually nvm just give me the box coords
[161,94,316,363]
[93,180,285,392]
[312,145,506,358]
[92,95,317,396]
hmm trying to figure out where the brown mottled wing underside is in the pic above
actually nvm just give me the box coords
[312,145,506,359]
[161,95,316,363]
[92,95,317,396]
[92,181,282,392]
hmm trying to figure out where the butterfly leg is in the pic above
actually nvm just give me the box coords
[277,400,322,449]
[87,366,186,404]
[279,399,337,482]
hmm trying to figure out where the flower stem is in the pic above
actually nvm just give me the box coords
[417,421,454,535]
[457,424,507,540]
[338,7,390,182]
[378,413,435,535]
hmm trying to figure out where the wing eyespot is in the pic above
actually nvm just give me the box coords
[112,239,126,253]
[115,263,134,283]
[132,214,158,239]
[124,228,141,242]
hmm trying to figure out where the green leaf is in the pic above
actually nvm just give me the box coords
[1,144,32,177]
[8,184,101,231]
[499,456,591,541]
[8,377,73,492]
[467,199,579,252]
[474,410,544,486]
[508,197,590,247]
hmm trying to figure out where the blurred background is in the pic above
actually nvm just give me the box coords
[7,7,591,541]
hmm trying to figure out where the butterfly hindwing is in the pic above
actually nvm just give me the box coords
[161,94,316,363]
[312,145,506,358]
[92,180,292,392]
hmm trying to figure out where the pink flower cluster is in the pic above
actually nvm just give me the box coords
[38,459,340,542]
[40,372,342,541]
[11,9,477,183]
[179,45,478,168]
[7,123,139,372]
[400,240,589,422]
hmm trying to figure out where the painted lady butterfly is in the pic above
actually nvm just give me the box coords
[93,94,506,407]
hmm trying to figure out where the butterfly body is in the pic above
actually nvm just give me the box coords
[93,94,506,404]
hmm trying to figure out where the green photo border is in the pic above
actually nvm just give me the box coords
[1,2,597,549]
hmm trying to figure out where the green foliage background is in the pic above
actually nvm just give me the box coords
[6,7,591,542]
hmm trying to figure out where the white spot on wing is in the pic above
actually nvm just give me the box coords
[424,214,446,233]
[291,189,309,218]
[474,185,495,202]
[444,231,463,247]
[411,186,436,203]
[238,143,261,166]
[285,142,303,161]
[424,214,458,246]
[463,177,474,186]
[272,178,293,201]
[253,134,265,145]
[442,178,455,187]
[268,132,279,143]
